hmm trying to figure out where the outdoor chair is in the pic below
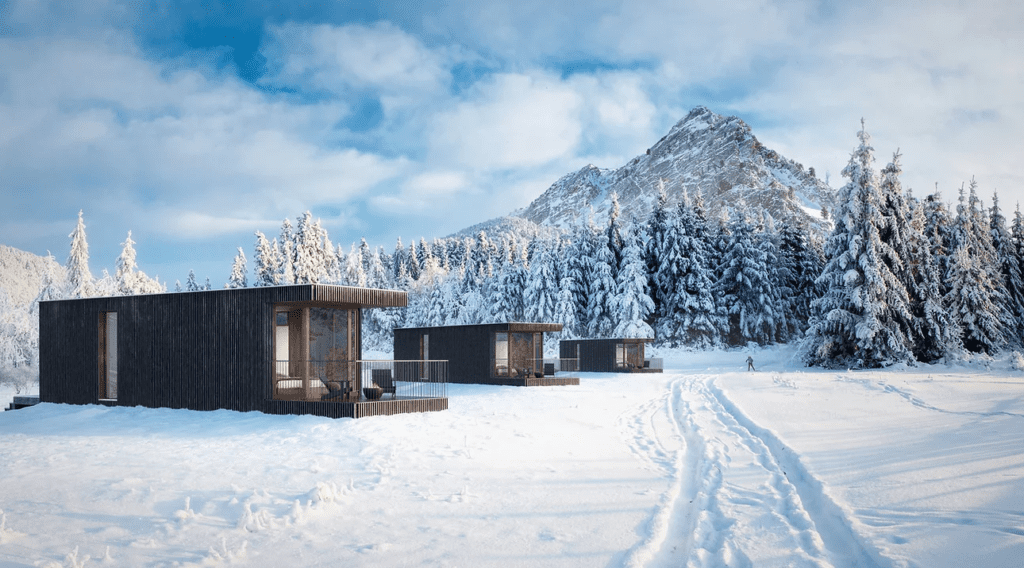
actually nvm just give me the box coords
[372,369,397,399]
[318,366,351,400]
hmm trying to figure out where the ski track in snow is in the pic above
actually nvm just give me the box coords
[624,374,895,568]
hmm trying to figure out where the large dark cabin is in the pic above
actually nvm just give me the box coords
[559,338,662,373]
[394,323,579,386]
[39,284,448,419]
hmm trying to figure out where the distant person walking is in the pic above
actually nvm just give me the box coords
[746,355,755,371]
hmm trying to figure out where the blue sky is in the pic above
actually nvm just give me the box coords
[2,0,1022,287]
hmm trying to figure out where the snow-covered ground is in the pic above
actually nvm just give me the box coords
[2,346,1023,567]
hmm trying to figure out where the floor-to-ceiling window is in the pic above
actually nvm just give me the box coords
[273,305,360,400]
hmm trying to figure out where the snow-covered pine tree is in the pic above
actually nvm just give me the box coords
[204,277,212,291]
[114,232,163,295]
[804,122,915,368]
[407,240,421,282]
[252,231,279,287]
[345,243,367,287]
[423,280,444,327]
[524,239,558,323]
[32,255,66,307]
[115,231,140,296]
[657,192,720,348]
[489,246,526,323]
[946,245,1006,355]
[715,210,780,346]
[365,248,388,289]
[419,238,435,276]
[471,231,495,281]
[906,200,961,361]
[1008,205,1024,339]
[922,190,954,297]
[275,240,295,285]
[586,230,617,338]
[292,212,328,284]
[991,193,1024,343]
[457,260,485,325]
[227,247,248,289]
[277,218,295,281]
[944,181,1009,353]
[877,152,919,341]
[563,223,592,336]
[392,237,406,283]
[645,183,672,325]
[186,270,200,292]
[65,210,93,298]
[612,223,655,339]
[606,191,624,275]
[776,222,821,338]
[553,276,579,341]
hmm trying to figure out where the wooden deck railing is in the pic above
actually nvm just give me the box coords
[273,359,447,402]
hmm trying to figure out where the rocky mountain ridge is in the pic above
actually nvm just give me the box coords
[460,106,834,238]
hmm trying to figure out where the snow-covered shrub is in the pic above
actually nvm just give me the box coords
[1011,351,1024,372]
[0,364,36,394]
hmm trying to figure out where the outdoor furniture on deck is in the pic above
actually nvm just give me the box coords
[318,367,352,400]
[320,379,351,400]
[372,369,397,399]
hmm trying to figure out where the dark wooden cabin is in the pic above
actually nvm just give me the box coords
[559,338,662,373]
[39,284,448,419]
[394,323,579,386]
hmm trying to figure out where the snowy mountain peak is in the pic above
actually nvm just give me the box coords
[467,106,834,238]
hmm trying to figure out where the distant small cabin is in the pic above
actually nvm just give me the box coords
[394,323,579,386]
[560,338,662,373]
[39,285,448,419]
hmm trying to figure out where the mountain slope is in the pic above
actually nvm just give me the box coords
[462,106,833,238]
[0,245,61,306]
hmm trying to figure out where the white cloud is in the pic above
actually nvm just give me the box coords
[370,170,470,211]
[0,33,410,243]
[728,1,1024,207]
[428,73,583,170]
[262,21,451,98]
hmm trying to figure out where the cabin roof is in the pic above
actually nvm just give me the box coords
[41,284,408,308]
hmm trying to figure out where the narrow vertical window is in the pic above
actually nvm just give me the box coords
[615,343,625,369]
[495,332,508,376]
[275,310,289,378]
[99,312,118,400]
[534,333,543,373]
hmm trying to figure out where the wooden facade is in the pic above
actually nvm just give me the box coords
[559,338,661,373]
[39,285,448,419]
[394,323,579,386]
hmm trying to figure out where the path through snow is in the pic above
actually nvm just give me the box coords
[623,373,890,568]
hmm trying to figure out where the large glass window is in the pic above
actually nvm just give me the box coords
[626,343,641,368]
[272,306,359,400]
[309,307,353,362]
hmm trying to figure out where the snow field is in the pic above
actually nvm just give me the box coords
[0,375,670,567]
[2,346,1024,567]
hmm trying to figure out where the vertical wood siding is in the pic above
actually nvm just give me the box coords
[395,323,564,385]
[38,285,409,416]
[559,338,652,372]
